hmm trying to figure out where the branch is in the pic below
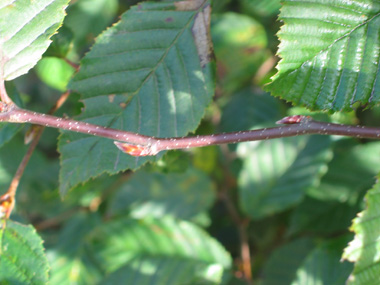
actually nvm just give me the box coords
[1,103,380,156]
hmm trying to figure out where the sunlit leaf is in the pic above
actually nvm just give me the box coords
[59,1,214,196]
[343,179,380,285]
[293,237,353,284]
[90,216,232,280]
[0,221,49,283]
[266,0,380,111]
[36,57,75,91]
[102,256,227,285]
[0,0,69,80]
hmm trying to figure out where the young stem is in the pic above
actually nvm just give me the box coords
[1,103,380,156]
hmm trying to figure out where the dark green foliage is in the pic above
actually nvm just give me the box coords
[1,0,380,284]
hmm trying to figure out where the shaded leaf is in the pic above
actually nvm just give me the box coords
[44,25,74,58]
[237,135,332,219]
[307,141,380,202]
[220,88,285,133]
[266,0,380,111]
[288,195,360,236]
[108,168,215,220]
[262,238,315,285]
[0,0,69,80]
[343,179,380,285]
[59,1,214,196]
[64,0,118,51]
[48,213,103,284]
[0,221,49,283]
[90,216,232,275]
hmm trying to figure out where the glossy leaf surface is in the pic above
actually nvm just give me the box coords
[266,0,380,111]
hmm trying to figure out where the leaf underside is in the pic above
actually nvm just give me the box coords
[266,0,380,111]
[59,1,214,196]
[0,0,69,80]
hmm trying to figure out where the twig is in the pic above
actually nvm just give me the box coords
[1,105,380,156]
[218,145,252,283]
[63,58,80,71]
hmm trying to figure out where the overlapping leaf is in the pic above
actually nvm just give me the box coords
[59,1,214,195]
[0,0,69,80]
[343,179,380,285]
[237,135,332,219]
[266,0,380,111]
[0,221,49,283]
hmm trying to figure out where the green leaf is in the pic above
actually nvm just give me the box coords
[262,238,315,285]
[237,135,332,219]
[292,237,353,285]
[239,0,281,18]
[90,216,232,278]
[220,88,285,133]
[211,12,269,92]
[307,141,380,202]
[48,213,103,284]
[59,1,214,196]
[64,0,118,51]
[44,25,74,58]
[343,179,380,285]
[288,195,361,236]
[36,57,75,91]
[266,0,380,111]
[108,168,215,220]
[102,256,227,285]
[0,0,69,80]
[0,221,49,284]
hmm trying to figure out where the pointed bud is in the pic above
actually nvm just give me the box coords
[114,141,152,156]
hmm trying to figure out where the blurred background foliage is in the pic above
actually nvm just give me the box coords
[1,0,380,284]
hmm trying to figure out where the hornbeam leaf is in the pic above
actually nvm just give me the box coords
[0,221,49,283]
[266,0,380,111]
[237,135,332,219]
[59,1,214,196]
[90,216,232,281]
[343,179,380,285]
[0,0,69,80]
